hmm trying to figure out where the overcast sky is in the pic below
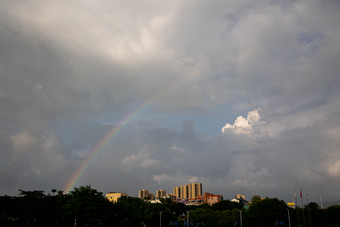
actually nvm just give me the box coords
[1,0,340,203]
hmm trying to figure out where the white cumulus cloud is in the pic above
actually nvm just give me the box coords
[222,109,262,138]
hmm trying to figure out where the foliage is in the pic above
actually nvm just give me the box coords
[247,197,288,227]
[113,196,146,226]
[189,208,218,226]
[212,199,243,211]
[1,187,340,227]
[63,185,112,226]
[250,195,262,205]
[323,205,340,226]
[144,203,174,226]
[162,197,187,216]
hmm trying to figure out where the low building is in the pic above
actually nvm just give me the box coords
[207,194,223,206]
[106,192,127,203]
[231,194,249,206]
[194,192,223,206]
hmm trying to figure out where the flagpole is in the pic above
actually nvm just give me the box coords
[301,188,306,227]
[306,192,312,227]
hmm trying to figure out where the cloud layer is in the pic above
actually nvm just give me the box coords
[1,0,340,202]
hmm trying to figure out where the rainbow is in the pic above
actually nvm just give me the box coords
[63,71,198,193]
[62,105,146,193]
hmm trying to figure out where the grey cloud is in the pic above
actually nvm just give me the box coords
[0,0,340,203]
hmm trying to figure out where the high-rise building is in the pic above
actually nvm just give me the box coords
[173,186,181,199]
[139,189,150,199]
[173,183,202,199]
[189,183,202,199]
[139,189,156,200]
[181,185,188,199]
[156,190,166,199]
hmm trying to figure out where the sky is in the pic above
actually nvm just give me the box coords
[1,0,340,203]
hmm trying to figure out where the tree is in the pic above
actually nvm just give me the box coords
[304,202,321,227]
[247,197,288,227]
[218,210,234,226]
[17,190,48,226]
[63,185,112,226]
[113,196,146,226]
[250,195,262,205]
[189,208,219,226]
[323,205,340,226]
[212,200,243,211]
[0,195,19,226]
[144,203,174,226]
[162,198,187,217]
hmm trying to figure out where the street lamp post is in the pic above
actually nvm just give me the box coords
[160,211,162,227]
[287,209,291,227]
[240,210,242,227]
[186,210,189,227]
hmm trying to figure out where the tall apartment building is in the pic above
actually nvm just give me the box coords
[139,189,150,199]
[139,189,155,200]
[181,185,189,199]
[156,190,166,199]
[189,183,202,199]
[173,186,181,199]
[173,183,202,199]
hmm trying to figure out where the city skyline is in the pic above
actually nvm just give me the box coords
[1,0,340,204]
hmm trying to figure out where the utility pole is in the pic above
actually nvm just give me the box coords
[186,210,189,227]
[160,211,162,227]
[240,210,243,227]
[287,209,291,227]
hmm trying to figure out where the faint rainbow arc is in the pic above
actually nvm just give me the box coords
[63,72,198,193]
[63,106,144,193]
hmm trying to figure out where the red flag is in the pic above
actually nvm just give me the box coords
[300,188,302,198]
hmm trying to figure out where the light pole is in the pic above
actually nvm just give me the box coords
[186,210,190,227]
[160,211,162,227]
[287,208,291,227]
[240,210,242,227]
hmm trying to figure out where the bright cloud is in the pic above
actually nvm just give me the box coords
[170,144,186,153]
[10,131,37,152]
[328,161,340,177]
[221,109,262,138]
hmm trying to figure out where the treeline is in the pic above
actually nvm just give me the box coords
[0,185,339,227]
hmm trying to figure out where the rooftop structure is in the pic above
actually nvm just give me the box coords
[106,192,127,203]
